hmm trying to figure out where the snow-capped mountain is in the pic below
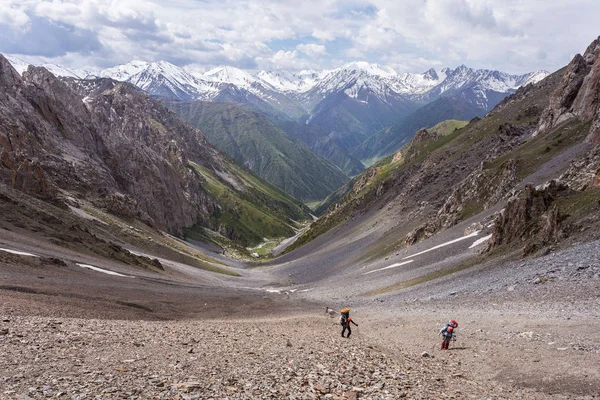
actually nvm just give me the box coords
[202,66,258,89]
[100,60,150,81]
[124,60,220,101]
[5,54,550,161]
[6,55,548,114]
[4,55,29,75]
[423,65,550,110]
[255,69,322,93]
[306,62,398,97]
[391,68,447,94]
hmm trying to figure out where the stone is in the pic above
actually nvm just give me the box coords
[343,391,358,400]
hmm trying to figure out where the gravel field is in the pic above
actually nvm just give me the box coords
[3,313,596,400]
[1,235,598,400]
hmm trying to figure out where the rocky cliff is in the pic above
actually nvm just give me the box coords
[487,182,569,256]
[483,36,600,254]
[537,36,600,144]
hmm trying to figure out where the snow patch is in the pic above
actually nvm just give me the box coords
[213,169,243,191]
[403,231,481,260]
[469,234,493,249]
[76,263,132,277]
[362,259,414,275]
[0,248,39,257]
[68,206,108,225]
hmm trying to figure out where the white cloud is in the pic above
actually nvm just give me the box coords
[0,0,598,74]
[311,29,336,41]
[352,0,600,73]
[296,43,327,58]
[256,49,315,71]
[0,3,31,30]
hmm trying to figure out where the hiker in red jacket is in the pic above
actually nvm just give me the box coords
[439,319,458,349]
[340,308,358,338]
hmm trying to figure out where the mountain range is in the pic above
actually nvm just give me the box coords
[6,55,549,203]
[6,54,548,141]
[287,35,600,258]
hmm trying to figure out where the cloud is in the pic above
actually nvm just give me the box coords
[311,29,336,41]
[0,0,598,74]
[0,4,30,30]
[256,49,316,71]
[296,43,328,58]
[0,16,102,57]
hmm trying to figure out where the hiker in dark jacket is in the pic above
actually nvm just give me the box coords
[340,308,358,338]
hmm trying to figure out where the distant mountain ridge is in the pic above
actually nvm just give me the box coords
[6,55,548,112]
[7,55,550,165]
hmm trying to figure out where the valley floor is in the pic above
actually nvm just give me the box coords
[0,227,599,399]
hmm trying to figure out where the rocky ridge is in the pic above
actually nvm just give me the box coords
[536,36,600,141]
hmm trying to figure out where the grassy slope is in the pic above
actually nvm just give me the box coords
[312,120,469,215]
[429,119,469,136]
[273,119,366,177]
[167,101,349,203]
[186,160,311,250]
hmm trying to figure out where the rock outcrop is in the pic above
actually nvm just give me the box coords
[404,122,528,246]
[391,128,441,165]
[558,145,600,190]
[536,36,600,143]
[487,182,569,255]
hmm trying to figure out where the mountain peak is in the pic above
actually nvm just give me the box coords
[453,64,470,73]
[422,68,439,80]
[339,61,397,77]
[203,66,256,88]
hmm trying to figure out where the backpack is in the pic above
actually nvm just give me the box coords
[441,324,453,337]
[340,308,350,325]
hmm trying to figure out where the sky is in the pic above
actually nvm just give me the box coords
[1,0,599,74]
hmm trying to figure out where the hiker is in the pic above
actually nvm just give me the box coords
[340,308,358,338]
[439,319,458,350]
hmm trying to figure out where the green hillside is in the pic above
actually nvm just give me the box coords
[186,160,312,248]
[167,101,349,202]
[273,119,365,177]
[429,119,469,136]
